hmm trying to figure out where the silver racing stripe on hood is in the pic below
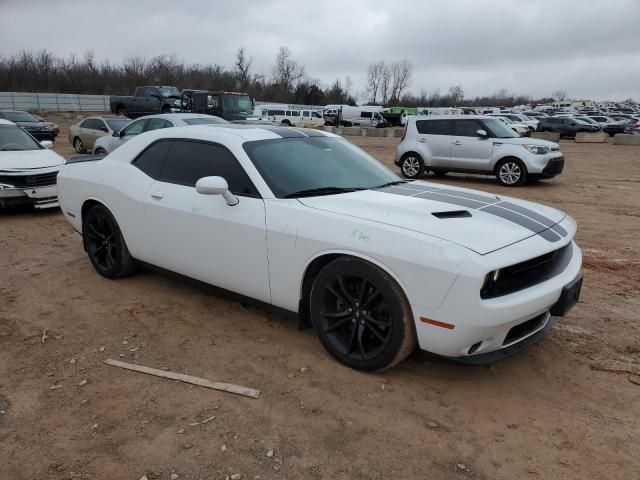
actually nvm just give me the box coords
[377,183,567,242]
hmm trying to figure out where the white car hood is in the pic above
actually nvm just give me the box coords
[0,149,65,171]
[298,181,567,255]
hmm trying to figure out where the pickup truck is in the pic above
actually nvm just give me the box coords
[110,86,182,118]
[181,90,257,121]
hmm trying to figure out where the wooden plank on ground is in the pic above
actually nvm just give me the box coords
[104,358,260,399]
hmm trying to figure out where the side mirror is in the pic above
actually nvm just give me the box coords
[112,130,120,137]
[195,176,239,206]
[476,129,488,138]
[40,140,53,149]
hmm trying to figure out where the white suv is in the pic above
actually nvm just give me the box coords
[395,115,565,187]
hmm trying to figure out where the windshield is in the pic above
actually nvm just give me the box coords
[244,137,399,198]
[497,116,513,124]
[0,124,43,151]
[183,117,229,125]
[105,119,130,131]
[221,95,253,114]
[158,86,180,97]
[2,111,39,123]
[483,118,519,138]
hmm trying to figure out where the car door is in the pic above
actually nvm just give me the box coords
[144,87,162,115]
[140,139,270,303]
[85,118,108,150]
[414,119,452,167]
[448,119,494,171]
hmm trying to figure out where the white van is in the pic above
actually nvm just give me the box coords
[420,107,465,116]
[324,105,386,127]
[255,107,324,126]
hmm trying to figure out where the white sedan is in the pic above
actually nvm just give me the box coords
[0,118,65,209]
[92,113,228,155]
[58,125,583,370]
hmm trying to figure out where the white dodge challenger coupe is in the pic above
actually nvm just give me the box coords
[57,125,583,370]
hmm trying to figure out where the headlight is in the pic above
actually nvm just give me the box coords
[481,269,501,297]
[173,99,182,107]
[522,144,550,155]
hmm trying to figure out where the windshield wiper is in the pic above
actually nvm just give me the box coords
[284,186,363,198]
[373,180,408,189]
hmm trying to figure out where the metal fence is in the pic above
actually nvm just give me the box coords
[0,92,110,112]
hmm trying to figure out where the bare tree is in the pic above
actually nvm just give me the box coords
[552,89,568,101]
[389,60,412,105]
[366,61,386,104]
[343,75,353,100]
[272,46,305,92]
[448,85,464,106]
[234,47,253,89]
[380,62,391,105]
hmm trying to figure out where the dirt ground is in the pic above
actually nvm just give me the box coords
[1,112,639,480]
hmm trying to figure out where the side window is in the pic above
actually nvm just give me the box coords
[160,140,259,196]
[454,120,484,137]
[361,111,372,118]
[146,118,170,131]
[302,111,310,118]
[80,119,93,128]
[313,111,322,118]
[209,96,220,109]
[416,120,452,135]
[93,119,108,131]
[122,119,147,136]
[132,140,173,178]
[290,111,299,117]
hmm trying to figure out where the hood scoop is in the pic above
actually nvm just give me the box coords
[432,210,472,219]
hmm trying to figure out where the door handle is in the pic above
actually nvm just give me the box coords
[452,140,462,145]
[418,137,428,142]
[150,191,164,200]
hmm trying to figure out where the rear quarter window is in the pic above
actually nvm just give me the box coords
[415,119,452,135]
[132,140,172,178]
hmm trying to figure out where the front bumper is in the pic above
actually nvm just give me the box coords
[411,219,582,361]
[0,185,59,209]
[0,168,60,209]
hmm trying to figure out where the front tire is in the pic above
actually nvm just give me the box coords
[73,137,85,154]
[310,257,417,371]
[496,157,527,187]
[83,204,137,279]
[399,153,425,179]
[281,119,291,126]
[116,107,127,117]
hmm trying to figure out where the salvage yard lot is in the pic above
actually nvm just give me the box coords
[1,113,639,480]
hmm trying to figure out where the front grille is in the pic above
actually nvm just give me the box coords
[0,171,59,188]
[543,157,564,174]
[503,312,548,346]
[481,243,573,299]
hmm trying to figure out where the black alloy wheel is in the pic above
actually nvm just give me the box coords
[83,205,136,278]
[310,258,416,371]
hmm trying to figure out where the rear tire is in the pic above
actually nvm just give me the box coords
[83,204,137,279]
[399,153,425,179]
[281,119,291,126]
[116,107,127,117]
[94,148,107,155]
[310,257,417,371]
[495,157,527,187]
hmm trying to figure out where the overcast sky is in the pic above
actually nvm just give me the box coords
[1,0,639,101]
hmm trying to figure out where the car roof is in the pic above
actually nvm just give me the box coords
[0,118,15,125]
[140,113,221,120]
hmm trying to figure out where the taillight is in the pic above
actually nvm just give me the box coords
[401,123,408,140]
